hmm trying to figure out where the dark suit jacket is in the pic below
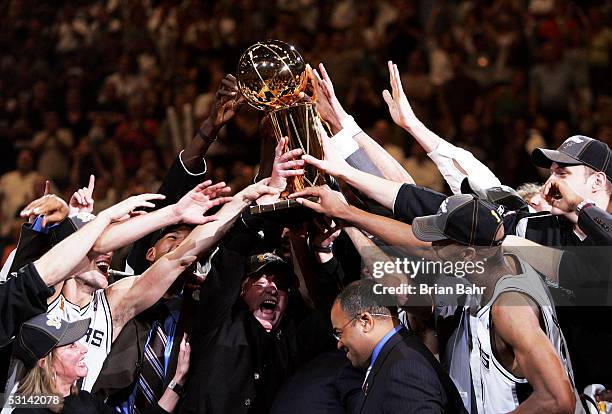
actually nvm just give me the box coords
[270,350,363,414]
[578,204,612,246]
[357,329,467,414]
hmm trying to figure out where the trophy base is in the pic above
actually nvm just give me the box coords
[249,197,319,224]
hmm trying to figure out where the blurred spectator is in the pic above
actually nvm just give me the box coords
[113,95,159,175]
[0,149,41,239]
[31,110,74,190]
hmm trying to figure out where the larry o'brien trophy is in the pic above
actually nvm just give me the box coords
[237,40,326,217]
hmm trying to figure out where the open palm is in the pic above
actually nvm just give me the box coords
[382,61,417,130]
[175,181,233,224]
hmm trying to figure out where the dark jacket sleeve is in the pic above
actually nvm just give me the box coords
[393,184,446,224]
[127,155,206,274]
[578,205,612,246]
[0,263,54,346]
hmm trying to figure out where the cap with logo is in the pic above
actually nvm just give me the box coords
[412,194,505,246]
[13,314,90,369]
[531,135,612,182]
[460,177,527,211]
[246,252,295,289]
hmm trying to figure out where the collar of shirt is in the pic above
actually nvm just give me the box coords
[369,325,402,370]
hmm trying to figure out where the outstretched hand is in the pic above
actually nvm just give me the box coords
[20,194,69,228]
[173,180,233,225]
[99,193,166,223]
[69,175,95,215]
[300,63,349,135]
[209,74,246,130]
[300,120,352,179]
[382,61,418,130]
[238,178,282,204]
[290,185,349,219]
[269,137,305,189]
[174,333,191,384]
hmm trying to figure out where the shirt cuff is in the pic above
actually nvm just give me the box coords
[330,116,361,160]
[427,139,456,160]
[179,149,207,176]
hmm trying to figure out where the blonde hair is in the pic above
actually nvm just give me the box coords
[516,183,542,202]
[16,352,65,413]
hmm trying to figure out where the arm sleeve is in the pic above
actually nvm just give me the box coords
[577,205,612,246]
[393,184,446,223]
[331,117,383,177]
[0,263,54,346]
[427,140,501,195]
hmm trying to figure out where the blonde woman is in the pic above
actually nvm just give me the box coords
[11,313,189,414]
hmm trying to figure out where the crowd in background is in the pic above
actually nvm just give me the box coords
[1,0,611,263]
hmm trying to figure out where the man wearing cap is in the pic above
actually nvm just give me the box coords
[410,193,578,414]
[179,221,344,414]
[92,180,283,414]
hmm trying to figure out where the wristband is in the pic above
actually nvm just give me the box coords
[575,199,595,215]
[168,379,185,397]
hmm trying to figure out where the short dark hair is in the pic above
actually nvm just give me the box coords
[335,279,395,319]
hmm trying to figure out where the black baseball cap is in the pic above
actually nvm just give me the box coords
[531,135,612,181]
[412,194,505,246]
[149,224,195,248]
[460,177,528,211]
[246,252,295,288]
[13,314,90,369]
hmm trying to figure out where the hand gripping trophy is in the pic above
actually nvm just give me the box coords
[237,40,326,215]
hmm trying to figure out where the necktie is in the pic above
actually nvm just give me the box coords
[134,313,168,413]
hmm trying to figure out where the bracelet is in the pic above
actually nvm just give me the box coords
[196,128,217,144]
[575,199,595,215]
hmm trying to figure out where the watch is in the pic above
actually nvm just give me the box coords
[168,379,185,397]
[575,199,595,215]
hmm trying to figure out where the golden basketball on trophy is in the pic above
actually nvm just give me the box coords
[237,40,326,216]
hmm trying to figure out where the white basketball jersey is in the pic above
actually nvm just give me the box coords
[48,291,113,392]
[469,257,575,413]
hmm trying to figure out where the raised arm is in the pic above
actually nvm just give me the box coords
[313,63,414,183]
[301,123,403,211]
[492,292,575,414]
[33,193,165,286]
[92,181,231,253]
[290,185,429,247]
[382,60,501,194]
[172,179,280,259]
[106,180,280,336]
[181,74,245,172]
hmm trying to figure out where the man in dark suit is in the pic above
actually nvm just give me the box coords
[331,279,467,414]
